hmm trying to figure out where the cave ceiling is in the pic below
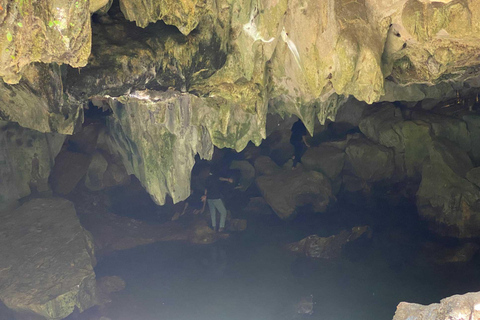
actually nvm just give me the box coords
[1,0,480,204]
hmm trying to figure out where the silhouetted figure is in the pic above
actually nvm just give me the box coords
[290,119,310,168]
[201,168,233,232]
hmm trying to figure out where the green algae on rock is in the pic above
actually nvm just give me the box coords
[0,0,91,84]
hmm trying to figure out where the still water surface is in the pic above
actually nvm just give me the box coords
[89,197,480,320]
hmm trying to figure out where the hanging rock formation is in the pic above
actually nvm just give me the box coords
[1,0,480,210]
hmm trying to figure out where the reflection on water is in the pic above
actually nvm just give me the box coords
[72,198,480,320]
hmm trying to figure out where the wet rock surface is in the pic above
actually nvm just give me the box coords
[0,198,96,320]
[393,292,480,320]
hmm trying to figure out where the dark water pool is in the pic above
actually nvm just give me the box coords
[79,195,480,320]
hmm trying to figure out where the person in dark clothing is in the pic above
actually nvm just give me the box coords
[201,169,233,232]
[290,119,310,168]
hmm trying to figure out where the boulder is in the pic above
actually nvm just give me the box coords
[0,121,65,210]
[256,166,333,219]
[102,160,131,189]
[466,167,480,188]
[302,145,345,181]
[286,226,371,259]
[393,292,480,320]
[412,112,471,152]
[254,156,282,176]
[85,152,109,191]
[66,124,101,155]
[49,150,92,195]
[0,198,96,319]
[359,104,433,178]
[417,140,480,237]
[229,160,255,192]
[344,138,395,182]
[334,97,367,127]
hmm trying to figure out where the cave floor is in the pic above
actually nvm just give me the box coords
[72,196,480,320]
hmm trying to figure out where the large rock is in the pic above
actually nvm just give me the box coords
[359,104,433,178]
[302,144,345,181]
[256,166,333,219]
[85,152,109,191]
[344,137,395,182]
[254,156,282,176]
[229,160,255,191]
[0,121,65,210]
[393,292,480,320]
[412,111,471,152]
[466,167,480,188]
[0,198,96,319]
[416,140,480,238]
[49,150,92,195]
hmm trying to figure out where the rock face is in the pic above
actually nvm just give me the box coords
[0,121,65,210]
[417,140,480,238]
[255,158,333,219]
[0,198,96,320]
[344,137,395,182]
[0,63,83,135]
[393,292,480,320]
[0,1,91,84]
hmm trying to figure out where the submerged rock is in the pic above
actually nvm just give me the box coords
[0,198,96,320]
[49,150,92,195]
[420,242,480,265]
[286,226,371,259]
[96,276,126,306]
[295,294,315,315]
[393,292,480,320]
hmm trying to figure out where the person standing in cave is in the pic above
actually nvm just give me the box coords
[201,168,234,233]
[290,118,310,169]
